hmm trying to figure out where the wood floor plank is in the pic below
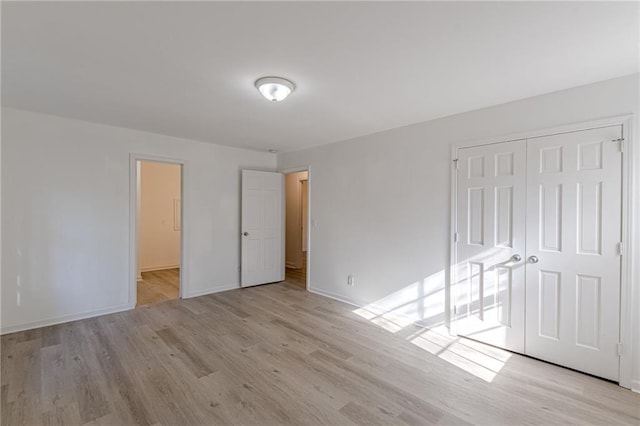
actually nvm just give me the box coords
[90,323,156,425]
[66,334,111,423]
[137,268,180,307]
[39,344,74,413]
[41,402,82,426]
[2,281,639,425]
[339,401,401,426]
[155,327,216,378]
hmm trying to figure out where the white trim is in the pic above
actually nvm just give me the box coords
[448,114,637,389]
[0,303,131,335]
[307,287,433,331]
[307,287,361,308]
[618,117,635,390]
[631,380,640,394]
[279,165,312,291]
[140,264,180,273]
[130,154,188,309]
[448,145,458,335]
[184,284,239,299]
[453,114,634,150]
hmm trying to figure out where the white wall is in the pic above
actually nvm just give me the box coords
[285,171,307,268]
[1,107,276,333]
[278,74,640,389]
[139,161,181,272]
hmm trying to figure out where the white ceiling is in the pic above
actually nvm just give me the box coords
[2,2,638,152]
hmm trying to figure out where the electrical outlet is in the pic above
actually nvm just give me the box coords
[347,275,355,286]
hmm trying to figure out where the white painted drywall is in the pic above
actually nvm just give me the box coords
[285,171,307,268]
[278,74,640,388]
[139,161,181,272]
[1,107,275,333]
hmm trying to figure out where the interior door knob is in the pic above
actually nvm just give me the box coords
[242,232,249,236]
[511,254,522,262]
[528,255,539,263]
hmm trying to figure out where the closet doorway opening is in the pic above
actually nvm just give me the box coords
[135,160,182,307]
[284,170,309,289]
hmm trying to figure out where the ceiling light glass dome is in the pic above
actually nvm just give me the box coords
[255,77,295,102]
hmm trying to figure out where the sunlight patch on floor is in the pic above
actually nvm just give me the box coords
[354,297,512,383]
[408,327,511,383]
[353,305,415,333]
[437,348,499,382]
[351,260,515,383]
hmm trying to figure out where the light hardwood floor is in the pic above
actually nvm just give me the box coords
[137,268,180,307]
[285,252,307,290]
[1,280,639,425]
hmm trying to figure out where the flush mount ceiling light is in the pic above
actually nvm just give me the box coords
[255,76,295,102]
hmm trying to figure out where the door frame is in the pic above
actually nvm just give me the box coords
[300,178,309,253]
[280,165,312,291]
[129,153,188,308]
[449,114,636,389]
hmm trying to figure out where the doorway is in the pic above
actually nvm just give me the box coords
[452,125,624,381]
[285,170,309,289]
[136,160,182,306]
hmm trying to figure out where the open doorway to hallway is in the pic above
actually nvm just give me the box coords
[136,160,182,306]
[285,171,308,289]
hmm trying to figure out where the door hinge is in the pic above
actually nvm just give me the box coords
[612,137,624,152]
[617,342,624,356]
[453,305,457,315]
[618,242,623,256]
[453,159,459,169]
[454,232,459,243]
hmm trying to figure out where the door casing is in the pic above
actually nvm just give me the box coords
[280,166,312,291]
[129,153,188,308]
[449,115,636,389]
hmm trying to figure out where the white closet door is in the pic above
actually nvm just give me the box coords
[454,140,527,352]
[525,126,622,381]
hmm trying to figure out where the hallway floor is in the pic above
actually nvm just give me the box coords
[137,268,180,307]
[285,252,307,289]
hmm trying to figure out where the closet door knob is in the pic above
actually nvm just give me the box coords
[242,232,249,237]
[511,254,522,262]
[528,255,539,264]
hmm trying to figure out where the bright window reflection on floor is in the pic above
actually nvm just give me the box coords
[353,313,512,383]
[409,326,511,383]
[350,250,519,383]
[353,306,415,333]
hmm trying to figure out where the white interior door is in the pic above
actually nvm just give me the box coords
[454,140,527,352]
[525,126,622,381]
[241,170,285,287]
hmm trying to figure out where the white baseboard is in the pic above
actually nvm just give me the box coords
[307,287,362,308]
[184,283,239,299]
[308,286,436,328]
[631,380,640,393]
[140,264,180,273]
[1,283,240,334]
[0,303,131,335]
